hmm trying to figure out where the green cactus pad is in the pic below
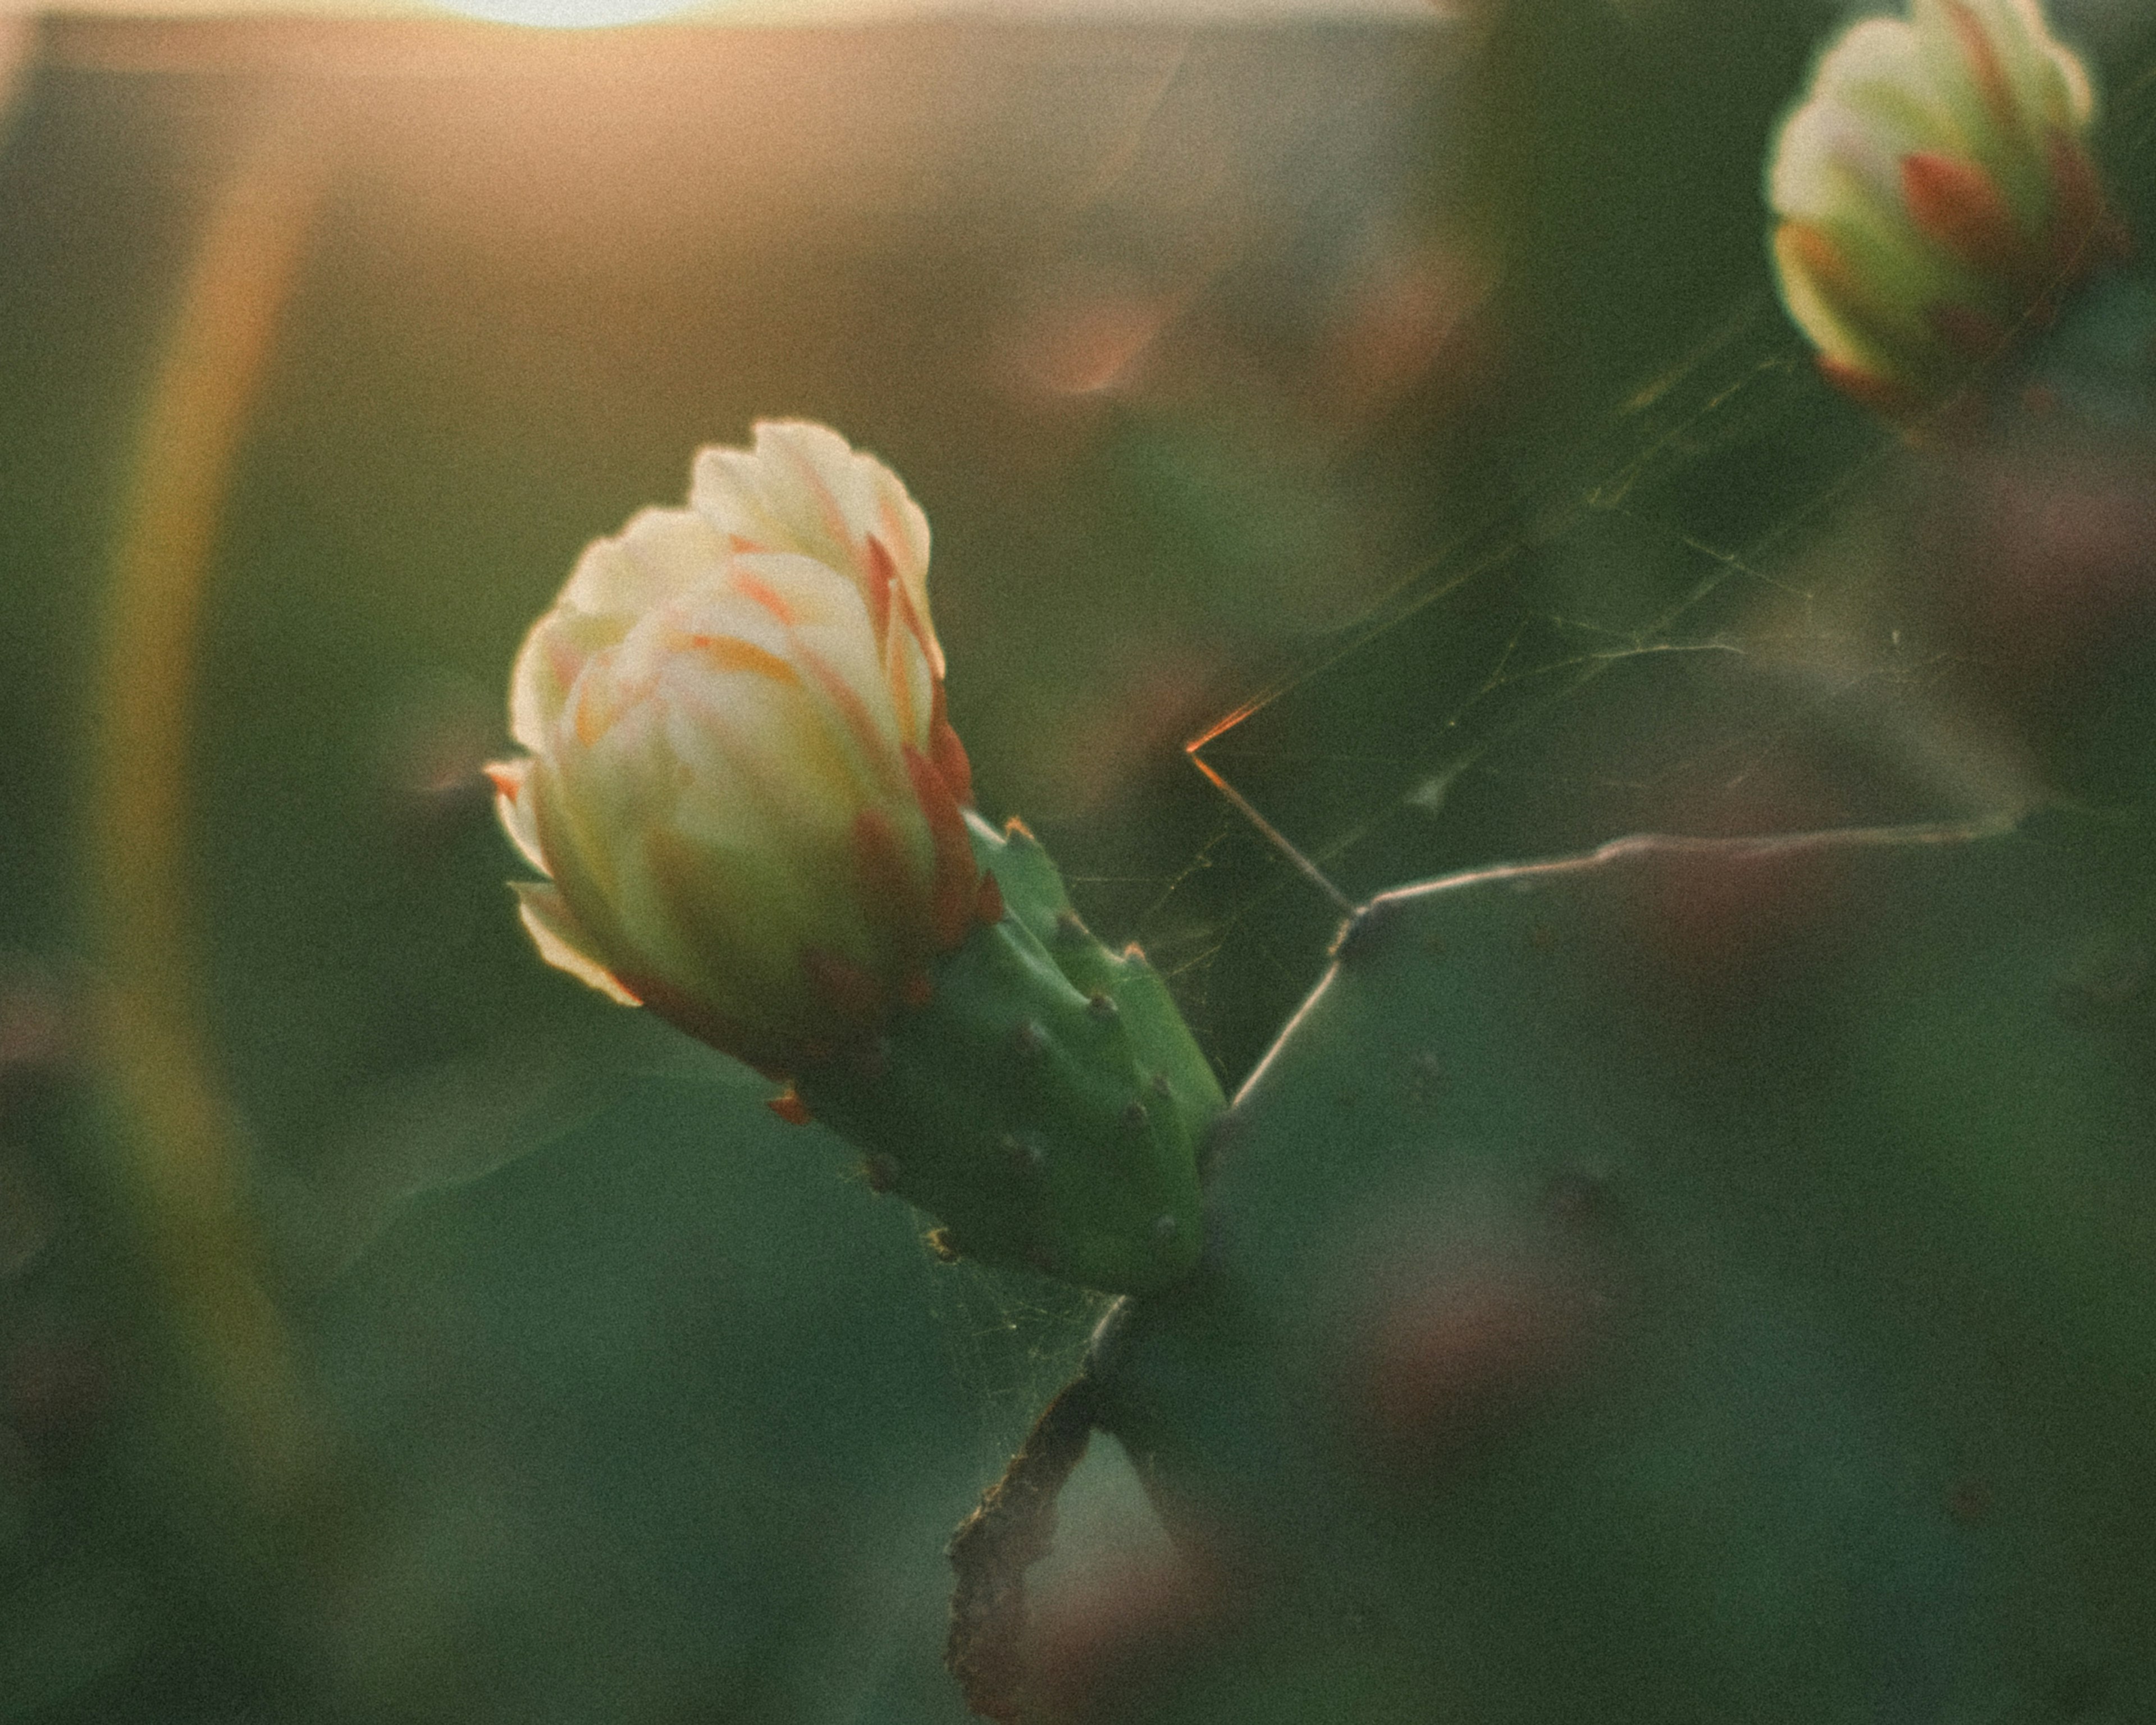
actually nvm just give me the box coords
[794,815,1222,1295]
[956,810,2156,1721]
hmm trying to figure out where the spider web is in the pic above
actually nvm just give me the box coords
[1140,299,1913,1078]
[939,20,2156,1651]
[1054,11,2156,1089]
[899,3,2156,1458]
[250,2,2156,1483]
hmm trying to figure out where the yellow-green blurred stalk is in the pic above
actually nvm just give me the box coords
[86,107,332,1534]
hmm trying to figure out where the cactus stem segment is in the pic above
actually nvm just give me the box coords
[791,811,1221,1294]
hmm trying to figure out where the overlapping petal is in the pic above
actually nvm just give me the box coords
[490,424,977,1075]
[691,420,939,675]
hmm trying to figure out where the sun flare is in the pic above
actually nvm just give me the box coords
[427,0,710,26]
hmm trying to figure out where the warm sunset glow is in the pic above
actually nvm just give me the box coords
[426,0,711,25]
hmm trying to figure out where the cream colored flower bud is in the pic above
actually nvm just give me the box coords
[1769,0,2121,412]
[489,422,986,1077]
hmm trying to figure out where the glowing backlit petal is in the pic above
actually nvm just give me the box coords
[692,420,938,675]
[511,881,638,1005]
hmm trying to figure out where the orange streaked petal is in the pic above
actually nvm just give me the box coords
[685,632,802,685]
[492,761,547,873]
[875,487,939,676]
[766,420,865,566]
[929,717,975,812]
[570,666,632,749]
[1781,220,1865,307]
[1944,0,2018,132]
[1901,152,2027,277]
[904,744,978,953]
[890,576,940,678]
[862,534,896,647]
[885,578,943,743]
[1816,353,1924,418]
[545,630,587,700]
[767,1089,814,1125]
[928,678,975,809]
[791,635,908,799]
[732,571,800,627]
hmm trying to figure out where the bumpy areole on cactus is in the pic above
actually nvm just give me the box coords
[1767,0,2122,413]
[489,422,1217,1294]
[797,811,1217,1294]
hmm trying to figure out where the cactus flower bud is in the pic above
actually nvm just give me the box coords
[490,420,977,1077]
[1768,0,2122,413]
[490,422,1218,1293]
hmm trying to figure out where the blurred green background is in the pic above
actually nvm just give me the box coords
[3,1,2155,1718]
